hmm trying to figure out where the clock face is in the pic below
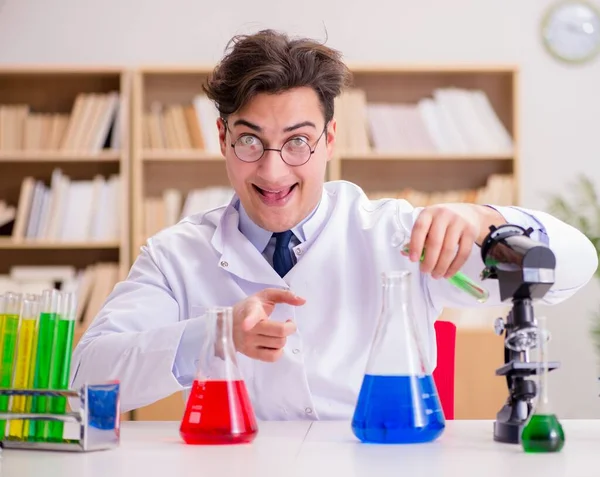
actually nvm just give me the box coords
[542,0,600,63]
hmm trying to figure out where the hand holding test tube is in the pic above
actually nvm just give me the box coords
[391,229,489,303]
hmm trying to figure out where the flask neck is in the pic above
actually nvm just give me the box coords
[381,272,412,316]
[197,306,241,382]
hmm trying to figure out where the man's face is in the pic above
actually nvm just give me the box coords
[218,87,335,233]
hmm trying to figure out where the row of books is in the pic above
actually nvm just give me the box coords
[368,174,514,207]
[0,263,119,327]
[140,87,513,156]
[0,92,121,153]
[6,169,121,242]
[335,87,514,155]
[142,94,220,153]
[144,186,234,238]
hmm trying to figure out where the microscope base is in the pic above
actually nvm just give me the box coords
[493,419,524,444]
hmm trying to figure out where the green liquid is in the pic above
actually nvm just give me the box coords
[0,314,20,439]
[30,312,57,441]
[402,246,489,302]
[47,318,75,441]
[521,414,565,453]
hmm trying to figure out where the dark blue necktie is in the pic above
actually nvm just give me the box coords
[273,230,295,277]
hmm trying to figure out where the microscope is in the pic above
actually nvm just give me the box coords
[479,224,560,444]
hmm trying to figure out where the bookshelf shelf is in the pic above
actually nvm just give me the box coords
[143,150,223,161]
[0,151,121,162]
[339,152,514,161]
[0,240,120,250]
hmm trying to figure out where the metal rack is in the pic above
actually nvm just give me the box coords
[0,382,120,452]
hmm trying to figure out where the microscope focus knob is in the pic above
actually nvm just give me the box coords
[494,317,505,336]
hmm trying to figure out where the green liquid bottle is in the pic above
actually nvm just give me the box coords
[521,317,565,453]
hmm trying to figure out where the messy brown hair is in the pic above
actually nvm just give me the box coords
[203,29,352,123]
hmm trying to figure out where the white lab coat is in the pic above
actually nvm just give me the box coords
[70,181,597,420]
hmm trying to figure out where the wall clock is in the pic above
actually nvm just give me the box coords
[541,0,600,64]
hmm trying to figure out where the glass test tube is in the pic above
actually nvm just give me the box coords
[391,229,489,303]
[0,292,23,440]
[8,297,40,440]
[30,289,61,441]
[47,292,77,441]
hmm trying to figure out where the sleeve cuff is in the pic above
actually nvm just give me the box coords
[485,205,549,246]
[172,317,204,386]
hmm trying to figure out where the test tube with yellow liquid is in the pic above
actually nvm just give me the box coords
[0,292,23,440]
[47,291,76,441]
[7,297,40,440]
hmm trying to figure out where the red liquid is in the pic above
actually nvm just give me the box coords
[179,379,258,445]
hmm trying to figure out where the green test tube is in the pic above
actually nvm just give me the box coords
[391,230,489,303]
[30,289,61,441]
[0,292,23,440]
[8,297,40,440]
[47,292,76,442]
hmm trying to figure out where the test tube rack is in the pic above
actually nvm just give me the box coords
[0,382,120,452]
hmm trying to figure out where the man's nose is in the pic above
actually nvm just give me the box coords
[257,149,290,181]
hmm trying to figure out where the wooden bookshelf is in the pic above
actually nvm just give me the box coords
[329,65,519,207]
[0,67,131,366]
[131,67,232,258]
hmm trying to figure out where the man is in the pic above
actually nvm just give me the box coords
[71,29,597,420]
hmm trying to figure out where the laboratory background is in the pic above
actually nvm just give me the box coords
[0,0,599,426]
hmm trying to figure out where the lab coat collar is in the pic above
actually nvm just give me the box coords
[236,191,327,254]
[211,196,284,287]
[210,188,330,287]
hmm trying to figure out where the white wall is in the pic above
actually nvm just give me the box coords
[0,0,599,417]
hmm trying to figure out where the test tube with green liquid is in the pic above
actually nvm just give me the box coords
[30,289,61,441]
[0,294,6,439]
[0,292,23,440]
[47,291,76,442]
[391,229,489,303]
[8,297,40,440]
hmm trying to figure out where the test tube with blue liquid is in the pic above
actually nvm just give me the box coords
[351,270,445,444]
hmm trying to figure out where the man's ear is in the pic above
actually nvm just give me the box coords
[326,119,337,161]
[217,117,227,156]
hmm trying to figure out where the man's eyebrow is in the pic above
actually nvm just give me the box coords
[283,121,316,132]
[232,119,317,133]
[233,119,262,132]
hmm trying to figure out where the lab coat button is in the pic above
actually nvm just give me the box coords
[292,348,300,354]
[305,407,312,414]
[220,261,228,267]
[295,247,302,255]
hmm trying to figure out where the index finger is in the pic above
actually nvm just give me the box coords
[409,211,432,262]
[257,288,306,306]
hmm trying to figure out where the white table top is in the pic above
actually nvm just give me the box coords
[1,419,599,477]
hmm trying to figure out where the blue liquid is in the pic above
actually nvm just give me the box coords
[351,374,445,444]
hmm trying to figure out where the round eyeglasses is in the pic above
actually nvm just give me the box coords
[224,119,327,167]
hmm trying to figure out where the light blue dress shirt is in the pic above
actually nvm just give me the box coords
[236,197,322,266]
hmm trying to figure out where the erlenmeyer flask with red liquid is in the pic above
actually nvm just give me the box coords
[351,270,445,444]
[179,306,258,445]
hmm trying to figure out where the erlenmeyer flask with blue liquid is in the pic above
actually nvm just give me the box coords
[351,270,445,444]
